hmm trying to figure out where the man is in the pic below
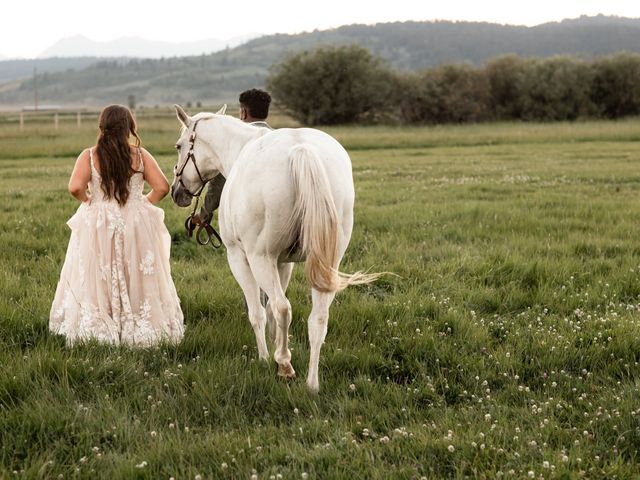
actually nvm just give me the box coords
[190,88,272,230]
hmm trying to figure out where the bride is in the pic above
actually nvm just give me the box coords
[50,104,184,345]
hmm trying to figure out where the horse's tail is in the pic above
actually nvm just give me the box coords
[287,144,383,293]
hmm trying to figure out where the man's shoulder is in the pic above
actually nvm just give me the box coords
[250,121,272,130]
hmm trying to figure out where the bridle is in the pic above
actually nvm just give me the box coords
[175,118,211,198]
[175,118,223,249]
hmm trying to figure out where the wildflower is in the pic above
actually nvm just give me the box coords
[349,384,356,391]
[447,445,455,452]
[135,461,147,468]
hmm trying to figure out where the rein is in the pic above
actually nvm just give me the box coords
[184,195,223,249]
[177,118,223,249]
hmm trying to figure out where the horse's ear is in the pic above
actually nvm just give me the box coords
[174,104,192,127]
[216,104,227,115]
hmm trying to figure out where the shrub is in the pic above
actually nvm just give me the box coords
[590,52,640,118]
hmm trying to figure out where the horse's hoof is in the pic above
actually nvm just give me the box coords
[277,363,296,379]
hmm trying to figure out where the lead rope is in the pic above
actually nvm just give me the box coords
[184,195,223,249]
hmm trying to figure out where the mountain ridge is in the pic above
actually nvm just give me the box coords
[36,33,260,59]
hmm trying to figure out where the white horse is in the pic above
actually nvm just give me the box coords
[170,104,378,391]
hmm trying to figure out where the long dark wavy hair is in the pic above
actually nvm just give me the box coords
[95,104,142,206]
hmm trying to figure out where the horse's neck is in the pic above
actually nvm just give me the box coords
[210,120,260,177]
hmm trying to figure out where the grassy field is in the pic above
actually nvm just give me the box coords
[1,113,639,479]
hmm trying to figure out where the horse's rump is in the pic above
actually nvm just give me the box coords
[285,143,382,292]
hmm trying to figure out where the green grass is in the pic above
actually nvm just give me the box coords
[1,117,639,479]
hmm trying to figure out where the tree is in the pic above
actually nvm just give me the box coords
[518,57,595,121]
[397,64,490,124]
[485,55,528,119]
[590,53,640,118]
[267,45,395,125]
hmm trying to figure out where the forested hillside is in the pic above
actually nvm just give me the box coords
[2,15,640,107]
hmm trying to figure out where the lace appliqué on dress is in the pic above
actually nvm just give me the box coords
[139,251,155,276]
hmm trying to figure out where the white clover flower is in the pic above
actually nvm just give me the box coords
[447,445,455,452]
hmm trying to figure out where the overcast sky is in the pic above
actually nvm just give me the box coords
[3,0,640,58]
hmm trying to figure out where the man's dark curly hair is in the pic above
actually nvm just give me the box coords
[239,88,271,119]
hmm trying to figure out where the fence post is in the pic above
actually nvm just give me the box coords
[77,111,82,128]
[19,112,24,130]
[54,112,59,129]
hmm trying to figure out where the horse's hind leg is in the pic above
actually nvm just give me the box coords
[226,246,269,361]
[307,288,336,392]
[248,255,295,379]
[266,262,294,344]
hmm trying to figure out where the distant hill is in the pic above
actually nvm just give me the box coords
[0,57,129,83]
[2,15,640,108]
[38,34,260,59]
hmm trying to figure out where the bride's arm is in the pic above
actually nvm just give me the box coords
[68,149,92,203]
[141,148,170,204]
